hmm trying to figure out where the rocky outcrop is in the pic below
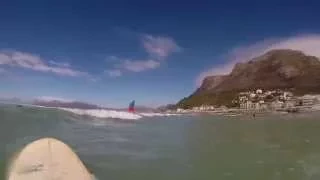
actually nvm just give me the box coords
[177,49,320,108]
[197,75,228,92]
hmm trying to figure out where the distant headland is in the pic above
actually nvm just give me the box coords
[173,49,320,113]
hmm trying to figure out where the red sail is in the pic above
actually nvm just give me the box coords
[128,100,135,113]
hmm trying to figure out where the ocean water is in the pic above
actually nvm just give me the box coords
[2,104,320,180]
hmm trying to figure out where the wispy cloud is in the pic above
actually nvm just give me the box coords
[105,34,181,77]
[105,58,160,77]
[197,34,320,86]
[142,34,181,60]
[105,69,122,77]
[121,59,160,72]
[105,55,121,63]
[0,50,88,77]
[49,60,70,67]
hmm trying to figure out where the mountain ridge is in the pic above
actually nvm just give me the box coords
[33,99,101,109]
[177,49,320,108]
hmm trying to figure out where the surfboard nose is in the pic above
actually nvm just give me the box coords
[7,137,94,180]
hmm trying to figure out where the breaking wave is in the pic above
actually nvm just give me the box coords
[59,108,180,120]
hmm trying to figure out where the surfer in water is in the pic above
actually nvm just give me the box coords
[128,100,135,113]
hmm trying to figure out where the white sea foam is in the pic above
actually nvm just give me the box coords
[139,112,180,117]
[59,108,180,120]
[59,108,142,120]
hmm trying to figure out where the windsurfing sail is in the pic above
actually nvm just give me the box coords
[128,100,135,113]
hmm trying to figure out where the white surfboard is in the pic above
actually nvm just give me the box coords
[7,137,93,180]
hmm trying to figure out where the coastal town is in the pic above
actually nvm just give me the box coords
[174,89,320,114]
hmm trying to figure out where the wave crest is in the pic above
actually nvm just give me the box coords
[59,108,179,120]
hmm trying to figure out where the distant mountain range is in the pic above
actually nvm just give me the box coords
[177,49,320,108]
[0,97,23,103]
[33,99,159,112]
[157,104,177,111]
[33,99,100,109]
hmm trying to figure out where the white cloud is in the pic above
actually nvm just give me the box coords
[105,55,121,63]
[105,69,122,77]
[88,77,100,82]
[142,34,181,60]
[104,34,180,76]
[49,60,71,67]
[121,59,160,72]
[197,34,320,86]
[106,57,161,76]
[0,50,88,77]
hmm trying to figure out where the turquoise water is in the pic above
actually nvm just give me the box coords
[2,104,320,180]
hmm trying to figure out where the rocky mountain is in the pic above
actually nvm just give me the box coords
[33,100,100,109]
[198,75,228,92]
[177,49,320,108]
[157,104,177,112]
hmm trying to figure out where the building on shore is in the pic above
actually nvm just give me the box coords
[176,91,320,113]
[237,89,317,111]
[271,100,284,110]
[192,105,215,112]
[298,95,319,106]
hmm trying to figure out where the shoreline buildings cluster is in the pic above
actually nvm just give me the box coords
[175,89,320,113]
[237,89,320,112]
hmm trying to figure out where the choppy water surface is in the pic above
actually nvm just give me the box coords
[1,104,320,180]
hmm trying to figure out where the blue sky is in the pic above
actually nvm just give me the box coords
[1,0,320,108]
